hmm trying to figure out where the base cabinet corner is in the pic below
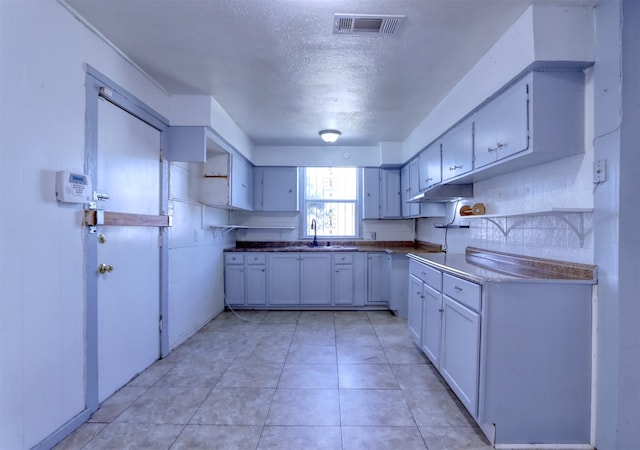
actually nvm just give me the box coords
[407,258,592,446]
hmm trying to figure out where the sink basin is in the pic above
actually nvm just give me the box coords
[282,245,357,251]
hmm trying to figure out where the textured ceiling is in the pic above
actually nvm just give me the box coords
[64,0,582,147]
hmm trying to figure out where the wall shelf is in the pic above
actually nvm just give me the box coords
[208,224,295,236]
[462,208,593,247]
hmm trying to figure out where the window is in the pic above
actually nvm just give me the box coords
[302,167,360,238]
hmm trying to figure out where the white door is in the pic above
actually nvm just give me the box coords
[96,99,160,402]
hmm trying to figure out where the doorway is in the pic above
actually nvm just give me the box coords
[84,68,170,410]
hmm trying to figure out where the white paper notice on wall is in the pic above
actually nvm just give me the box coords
[56,170,93,203]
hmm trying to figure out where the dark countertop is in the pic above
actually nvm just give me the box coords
[226,240,442,254]
[408,247,597,284]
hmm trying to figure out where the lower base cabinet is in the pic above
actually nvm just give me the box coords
[366,253,389,305]
[407,275,423,342]
[408,257,593,446]
[225,251,367,308]
[421,283,442,367]
[246,264,267,305]
[440,295,480,415]
[224,264,245,306]
[300,254,332,305]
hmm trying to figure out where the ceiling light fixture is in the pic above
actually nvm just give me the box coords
[319,129,341,143]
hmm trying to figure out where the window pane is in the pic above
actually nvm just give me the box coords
[306,202,356,237]
[305,167,356,200]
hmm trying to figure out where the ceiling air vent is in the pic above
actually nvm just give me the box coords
[333,14,405,35]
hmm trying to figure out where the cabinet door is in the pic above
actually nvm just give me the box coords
[230,155,252,210]
[440,295,481,417]
[256,167,298,211]
[333,264,354,305]
[408,160,421,217]
[400,165,411,217]
[401,163,420,217]
[474,76,529,169]
[224,264,245,306]
[268,254,300,304]
[422,284,442,367]
[246,265,267,305]
[418,142,442,191]
[367,253,389,305]
[408,275,424,344]
[381,169,401,218]
[442,118,473,181]
[362,168,381,219]
[300,254,332,305]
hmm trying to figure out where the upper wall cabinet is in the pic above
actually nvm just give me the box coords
[167,126,210,162]
[401,162,421,217]
[199,140,253,210]
[418,141,442,191]
[441,117,473,182]
[473,75,529,169]
[455,70,584,184]
[254,167,299,211]
[363,168,401,219]
[230,155,253,210]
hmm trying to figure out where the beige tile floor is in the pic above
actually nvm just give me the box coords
[55,310,493,450]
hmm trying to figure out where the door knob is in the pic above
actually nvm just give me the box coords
[98,263,114,274]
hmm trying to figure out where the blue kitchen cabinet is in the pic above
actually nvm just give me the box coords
[333,253,355,305]
[363,168,401,219]
[440,290,481,416]
[407,255,593,445]
[408,275,424,343]
[254,167,298,211]
[441,117,473,182]
[300,253,332,305]
[366,253,389,305]
[268,253,300,305]
[418,140,442,191]
[224,253,245,306]
[246,253,267,305]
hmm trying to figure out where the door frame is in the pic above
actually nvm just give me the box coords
[84,66,170,413]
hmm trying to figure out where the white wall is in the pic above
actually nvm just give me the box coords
[252,145,380,167]
[167,162,233,348]
[169,95,255,161]
[0,1,223,448]
[593,1,640,448]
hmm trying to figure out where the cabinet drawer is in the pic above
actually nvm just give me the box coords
[443,274,481,311]
[333,253,353,264]
[410,260,442,291]
[246,253,266,264]
[224,253,245,265]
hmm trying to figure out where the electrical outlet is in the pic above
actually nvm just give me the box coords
[368,232,377,240]
[594,159,607,183]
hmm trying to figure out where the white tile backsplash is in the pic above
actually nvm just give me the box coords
[417,151,595,264]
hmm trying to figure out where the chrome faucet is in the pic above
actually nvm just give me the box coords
[311,218,319,247]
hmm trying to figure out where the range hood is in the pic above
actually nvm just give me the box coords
[407,183,473,203]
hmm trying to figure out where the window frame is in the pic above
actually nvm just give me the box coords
[300,167,362,240]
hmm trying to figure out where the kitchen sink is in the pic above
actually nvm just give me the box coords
[283,245,357,251]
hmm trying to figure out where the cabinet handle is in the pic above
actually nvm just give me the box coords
[449,165,462,171]
[242,184,247,188]
[424,177,432,182]
[487,142,505,153]
[438,308,444,312]
[453,285,463,292]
